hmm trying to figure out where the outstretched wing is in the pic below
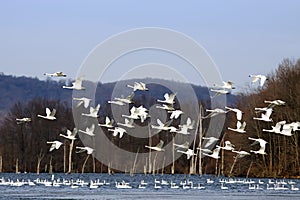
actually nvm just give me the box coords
[156,140,164,149]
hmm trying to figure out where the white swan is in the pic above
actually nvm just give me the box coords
[37,108,56,120]
[114,92,134,104]
[108,127,127,138]
[202,108,228,119]
[47,141,63,152]
[122,106,139,120]
[127,82,148,91]
[151,119,173,131]
[263,120,286,133]
[202,147,221,159]
[157,93,177,105]
[176,118,194,135]
[264,99,286,106]
[73,97,91,108]
[179,117,194,129]
[76,146,94,155]
[135,105,149,123]
[213,81,235,90]
[98,116,114,128]
[248,137,267,155]
[79,124,95,136]
[44,72,67,77]
[279,124,293,136]
[62,77,84,90]
[59,128,77,140]
[249,74,267,87]
[156,104,174,111]
[82,104,100,118]
[117,118,135,128]
[168,110,183,119]
[225,106,243,120]
[228,121,246,133]
[232,150,250,158]
[210,89,230,98]
[216,140,235,151]
[173,141,189,150]
[177,149,196,160]
[145,140,165,152]
[108,100,125,106]
[253,108,273,122]
[16,117,31,124]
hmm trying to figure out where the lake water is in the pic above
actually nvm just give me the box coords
[0,173,299,199]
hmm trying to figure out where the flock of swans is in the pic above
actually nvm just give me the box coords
[14,71,300,174]
[0,174,299,191]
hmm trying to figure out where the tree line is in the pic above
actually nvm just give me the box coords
[0,58,299,177]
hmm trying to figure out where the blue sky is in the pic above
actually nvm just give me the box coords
[0,0,299,91]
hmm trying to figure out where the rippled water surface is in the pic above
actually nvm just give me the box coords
[0,173,299,199]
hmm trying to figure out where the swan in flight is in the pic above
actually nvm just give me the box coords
[179,117,194,129]
[98,117,114,128]
[176,125,191,135]
[228,121,246,133]
[210,89,230,98]
[264,99,286,107]
[202,108,227,119]
[202,147,221,159]
[82,104,100,118]
[44,72,67,77]
[47,141,63,152]
[79,124,95,136]
[255,100,286,113]
[157,93,177,105]
[232,150,250,158]
[249,74,267,87]
[168,110,183,119]
[122,106,139,120]
[253,108,273,122]
[213,81,235,90]
[108,100,125,106]
[216,141,235,151]
[151,119,174,131]
[114,92,134,104]
[262,120,286,133]
[37,108,56,120]
[173,141,189,150]
[73,97,91,108]
[177,117,195,135]
[117,118,135,128]
[62,77,85,90]
[16,117,31,124]
[225,106,243,120]
[108,127,127,138]
[156,104,175,111]
[202,136,219,148]
[279,124,294,136]
[76,146,94,155]
[177,149,196,160]
[122,106,149,123]
[127,82,148,91]
[248,137,267,155]
[136,105,149,123]
[60,128,77,140]
[145,140,165,152]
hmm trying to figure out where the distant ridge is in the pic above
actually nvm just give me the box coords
[0,73,238,119]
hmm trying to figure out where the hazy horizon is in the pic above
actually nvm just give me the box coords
[1,0,300,92]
